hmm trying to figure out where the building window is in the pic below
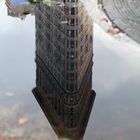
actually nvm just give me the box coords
[64,6,69,14]
[70,73,74,80]
[67,40,75,48]
[67,52,70,59]
[70,30,75,37]
[67,30,75,37]
[66,73,74,81]
[75,83,77,90]
[70,40,74,48]
[67,73,69,80]
[70,52,74,59]
[70,19,75,26]
[71,7,75,15]
[70,63,74,70]
[67,84,69,90]
[70,108,73,115]
[70,83,74,92]
[67,30,70,36]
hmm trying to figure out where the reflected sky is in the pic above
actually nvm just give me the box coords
[0,2,35,94]
[1,1,140,140]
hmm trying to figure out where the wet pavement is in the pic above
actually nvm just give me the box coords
[0,0,140,140]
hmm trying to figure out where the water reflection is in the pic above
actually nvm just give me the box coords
[2,0,140,139]
[4,0,96,139]
[33,59,96,139]
[5,0,34,19]
[32,2,96,140]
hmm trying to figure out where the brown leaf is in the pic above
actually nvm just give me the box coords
[18,117,28,125]
[100,17,109,23]
[0,136,5,140]
[106,28,120,35]
[11,136,21,140]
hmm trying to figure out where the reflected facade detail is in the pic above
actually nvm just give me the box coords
[33,1,96,139]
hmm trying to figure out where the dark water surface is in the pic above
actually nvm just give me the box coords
[1,1,140,140]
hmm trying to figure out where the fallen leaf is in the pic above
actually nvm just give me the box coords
[18,117,28,125]
[106,27,123,35]
[11,136,21,140]
[0,136,22,140]
[0,136,5,140]
[100,17,108,23]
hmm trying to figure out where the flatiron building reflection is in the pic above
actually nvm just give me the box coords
[33,0,95,139]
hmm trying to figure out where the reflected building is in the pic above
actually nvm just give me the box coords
[33,0,95,139]
[5,0,34,19]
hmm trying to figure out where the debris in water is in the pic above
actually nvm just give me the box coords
[18,117,28,125]
[100,17,108,23]
[106,27,124,35]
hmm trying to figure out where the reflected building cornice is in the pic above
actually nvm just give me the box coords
[33,57,96,139]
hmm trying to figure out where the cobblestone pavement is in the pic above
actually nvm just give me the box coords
[98,0,140,44]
